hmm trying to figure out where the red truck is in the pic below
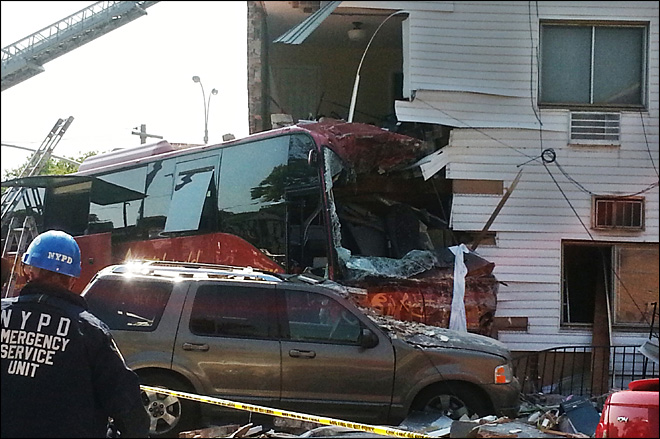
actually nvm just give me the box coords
[595,378,659,438]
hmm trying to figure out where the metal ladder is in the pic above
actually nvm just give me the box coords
[1,215,39,297]
[1,116,74,227]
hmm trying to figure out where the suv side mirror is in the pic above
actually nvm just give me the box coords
[360,328,379,349]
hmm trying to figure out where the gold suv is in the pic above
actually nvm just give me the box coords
[82,260,520,437]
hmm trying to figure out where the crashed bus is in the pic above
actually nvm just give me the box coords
[1,119,498,335]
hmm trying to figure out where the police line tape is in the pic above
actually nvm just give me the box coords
[140,385,432,438]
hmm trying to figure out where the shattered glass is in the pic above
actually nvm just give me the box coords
[341,248,441,281]
[316,123,498,336]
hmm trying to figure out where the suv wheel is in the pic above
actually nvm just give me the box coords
[412,383,492,420]
[140,372,201,438]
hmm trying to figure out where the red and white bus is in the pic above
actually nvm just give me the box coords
[1,119,498,334]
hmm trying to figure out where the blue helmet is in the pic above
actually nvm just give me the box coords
[22,230,82,278]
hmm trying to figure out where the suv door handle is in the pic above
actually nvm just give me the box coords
[289,349,316,359]
[182,342,210,351]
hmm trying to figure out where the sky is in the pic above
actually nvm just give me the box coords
[1,1,249,178]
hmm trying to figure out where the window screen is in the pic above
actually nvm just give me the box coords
[593,197,644,230]
[541,23,646,107]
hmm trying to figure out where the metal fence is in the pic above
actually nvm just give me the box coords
[513,345,659,401]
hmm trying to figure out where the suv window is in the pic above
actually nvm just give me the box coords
[284,290,361,344]
[84,277,172,331]
[190,285,276,338]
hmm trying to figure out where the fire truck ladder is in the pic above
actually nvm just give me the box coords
[2,216,39,297]
[1,117,74,297]
[1,116,74,226]
[1,1,160,91]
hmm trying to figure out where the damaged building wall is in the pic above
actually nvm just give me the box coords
[252,1,405,129]
[269,44,401,125]
[444,125,659,351]
[390,1,659,352]
[247,1,658,351]
[317,124,500,335]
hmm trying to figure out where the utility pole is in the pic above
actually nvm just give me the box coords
[131,124,163,144]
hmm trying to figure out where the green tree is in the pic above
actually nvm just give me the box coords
[1,150,101,196]
[2,150,100,181]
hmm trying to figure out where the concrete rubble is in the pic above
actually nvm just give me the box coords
[178,404,597,438]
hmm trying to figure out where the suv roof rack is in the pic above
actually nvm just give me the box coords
[111,260,283,283]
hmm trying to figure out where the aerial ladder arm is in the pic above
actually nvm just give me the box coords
[1,1,160,91]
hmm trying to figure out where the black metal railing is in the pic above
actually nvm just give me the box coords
[513,345,659,401]
[642,302,659,376]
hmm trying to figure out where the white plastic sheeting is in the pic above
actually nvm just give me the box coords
[449,243,470,332]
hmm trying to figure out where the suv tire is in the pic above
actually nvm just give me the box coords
[139,372,201,438]
[411,382,493,420]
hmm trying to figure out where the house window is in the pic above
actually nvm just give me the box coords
[562,242,659,328]
[540,22,647,108]
[593,196,644,230]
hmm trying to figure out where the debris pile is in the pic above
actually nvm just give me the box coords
[178,400,602,438]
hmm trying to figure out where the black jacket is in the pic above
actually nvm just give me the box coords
[1,282,150,438]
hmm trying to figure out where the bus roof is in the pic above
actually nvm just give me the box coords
[74,119,429,177]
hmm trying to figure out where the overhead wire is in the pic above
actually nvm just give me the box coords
[640,108,659,178]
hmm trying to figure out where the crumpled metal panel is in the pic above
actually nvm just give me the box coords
[306,120,498,336]
[338,247,495,282]
[333,246,498,336]
[301,119,432,174]
[273,1,341,45]
[347,267,498,336]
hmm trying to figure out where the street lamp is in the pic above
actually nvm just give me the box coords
[192,75,218,144]
[348,10,406,122]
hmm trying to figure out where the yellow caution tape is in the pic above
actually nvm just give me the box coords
[141,385,432,438]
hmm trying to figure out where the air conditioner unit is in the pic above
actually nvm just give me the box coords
[570,112,621,145]
[593,196,644,230]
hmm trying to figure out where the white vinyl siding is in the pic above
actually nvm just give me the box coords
[350,1,659,352]
[446,121,658,350]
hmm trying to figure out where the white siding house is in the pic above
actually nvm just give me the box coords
[390,1,659,351]
[249,1,659,354]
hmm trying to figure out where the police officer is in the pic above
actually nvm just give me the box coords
[1,230,150,438]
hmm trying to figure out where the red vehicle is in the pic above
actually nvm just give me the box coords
[1,120,498,334]
[595,378,659,438]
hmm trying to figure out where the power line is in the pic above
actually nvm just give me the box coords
[541,150,652,327]
[416,97,539,162]
[640,109,659,178]
[1,143,81,166]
